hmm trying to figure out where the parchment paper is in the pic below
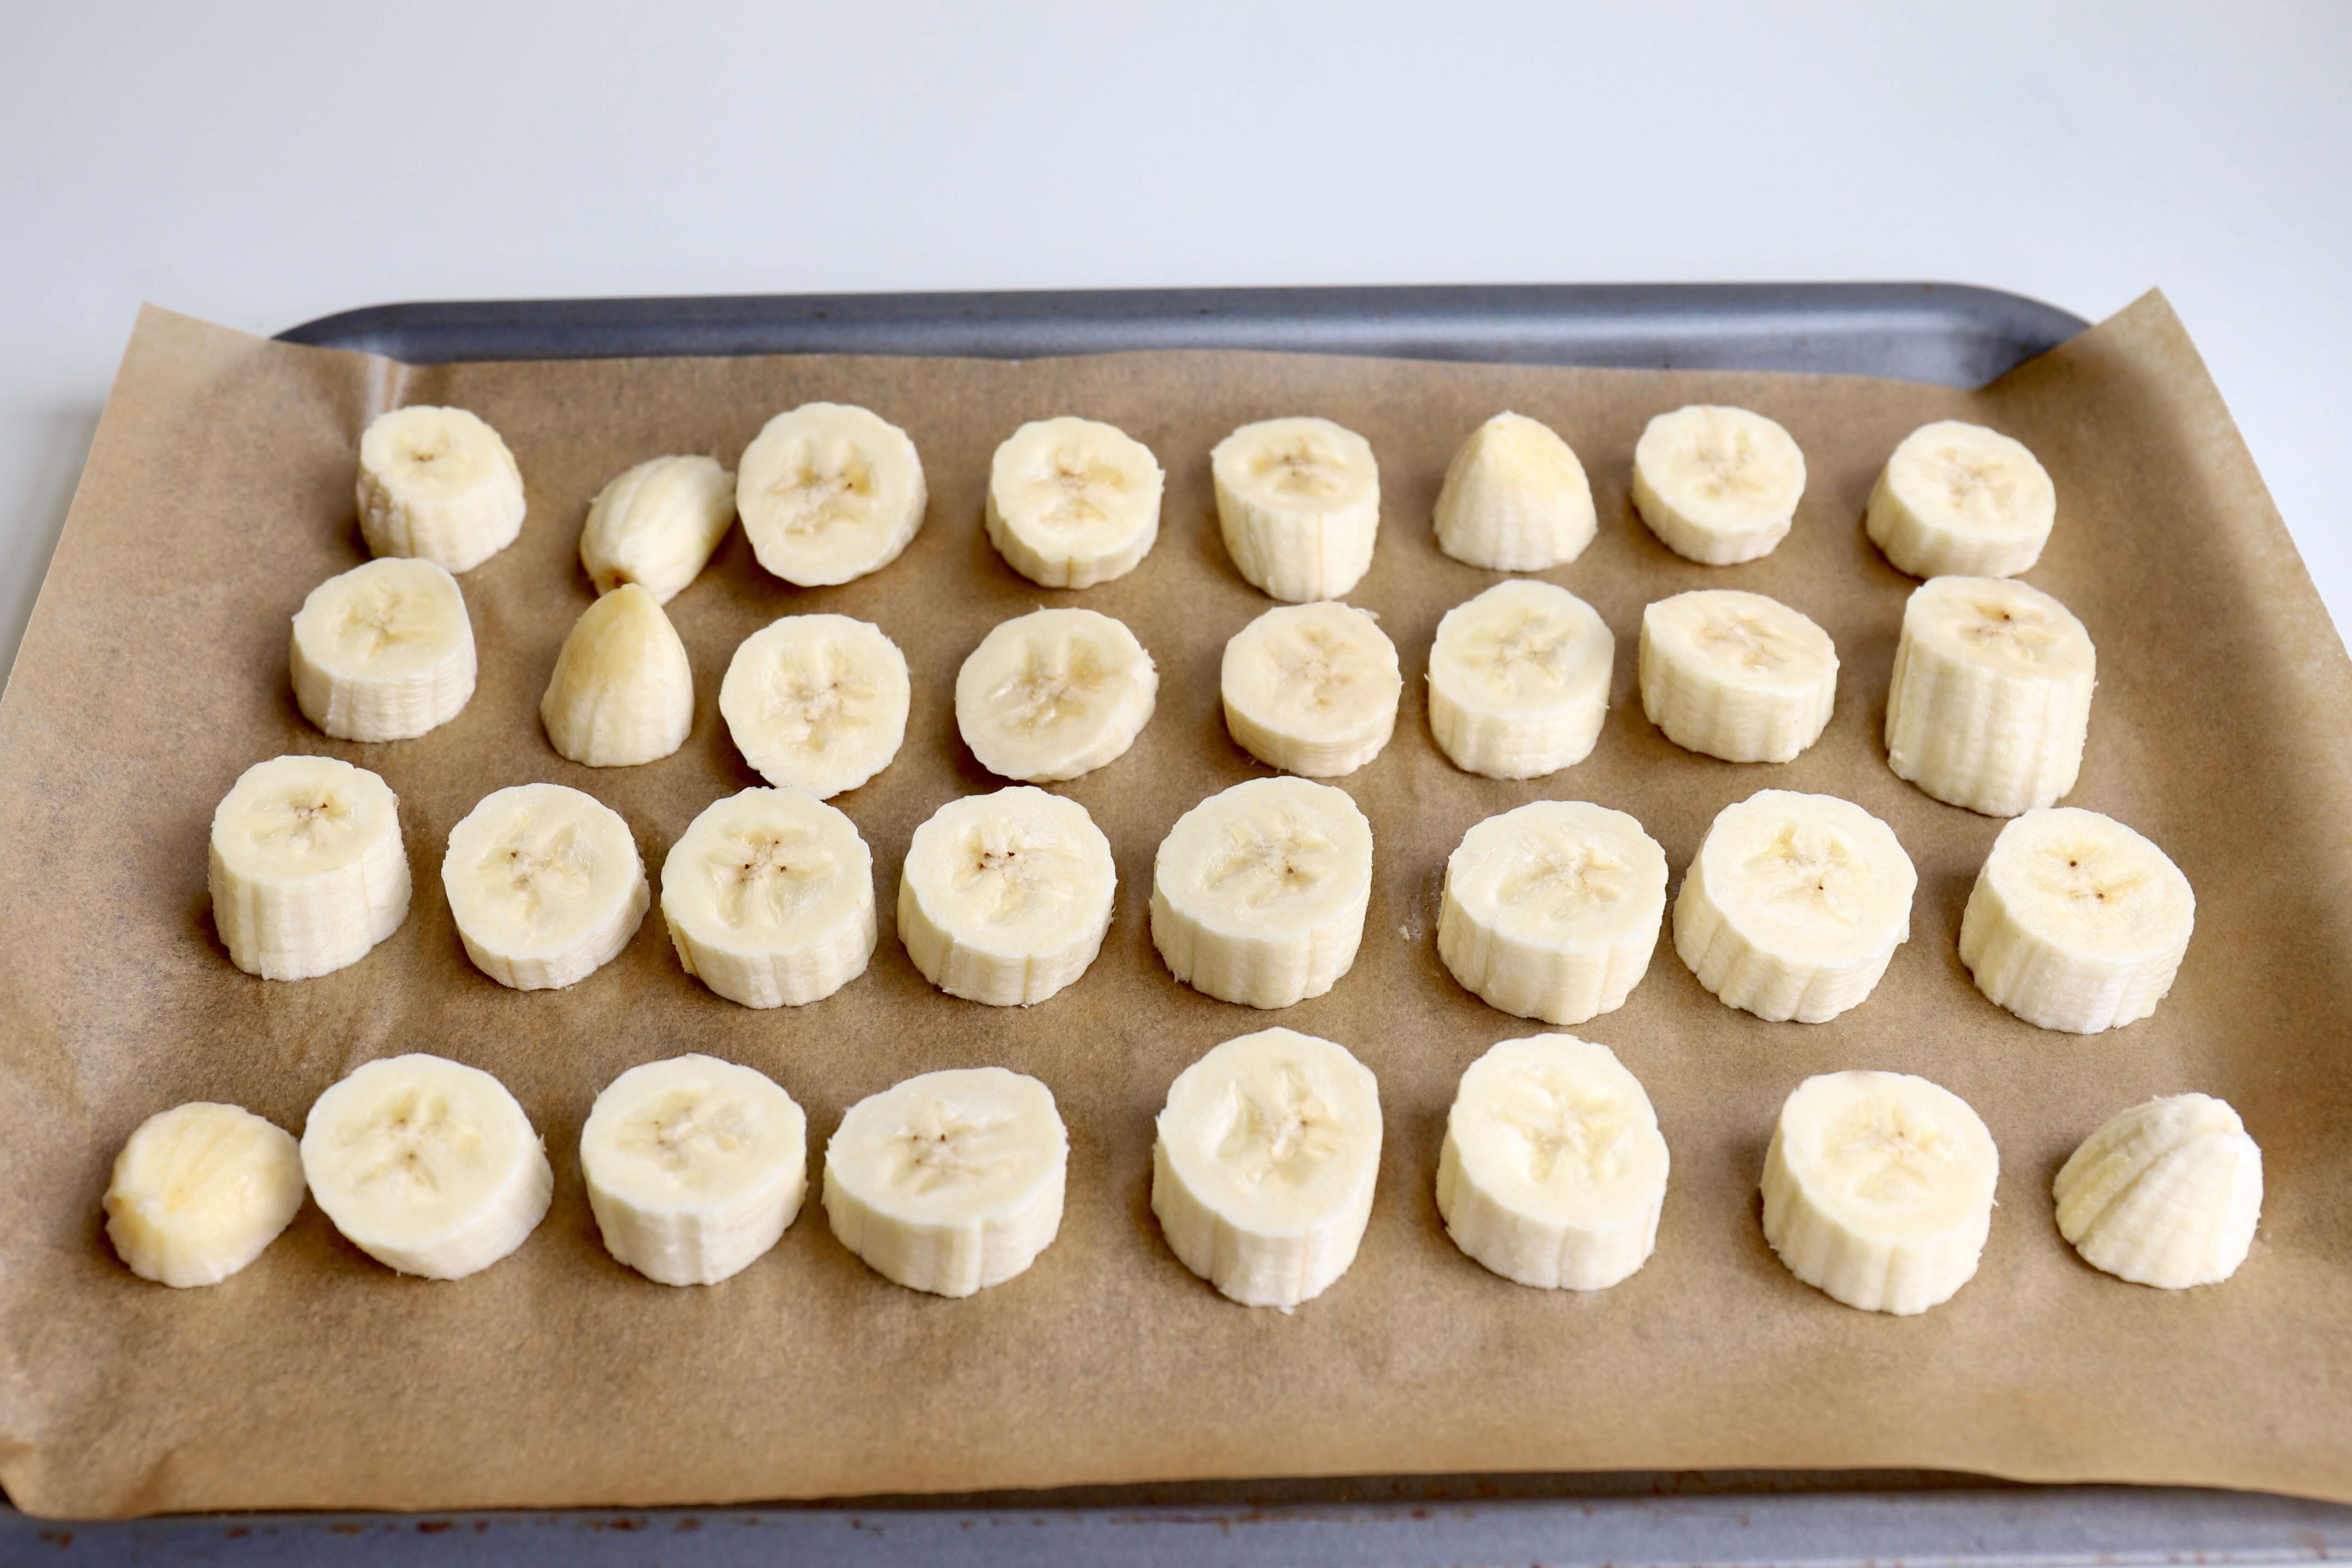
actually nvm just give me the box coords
[2,294,2346,1520]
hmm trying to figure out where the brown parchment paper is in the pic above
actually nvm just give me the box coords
[2,294,2348,1520]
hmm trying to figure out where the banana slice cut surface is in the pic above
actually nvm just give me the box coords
[661,786,876,1009]
[897,787,1116,1006]
[1427,580,1612,779]
[1639,589,1836,764]
[986,416,1163,588]
[1631,405,1805,565]
[1433,411,1596,571]
[737,402,926,587]
[956,607,1158,783]
[442,783,649,991]
[105,1102,306,1288]
[1221,602,1400,777]
[720,613,911,800]
[2054,1093,2260,1289]
[208,754,411,981]
[539,584,695,767]
[356,406,527,573]
[1886,575,2095,817]
[289,557,476,742]
[1211,417,1380,602]
[579,454,737,603]
[1868,420,2056,580]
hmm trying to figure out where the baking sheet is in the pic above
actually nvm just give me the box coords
[1,295,2346,1518]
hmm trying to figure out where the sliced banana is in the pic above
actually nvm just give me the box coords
[1210,416,1380,602]
[956,607,1158,783]
[2054,1093,2261,1289]
[104,1103,306,1288]
[661,786,876,1009]
[1432,411,1596,571]
[720,613,910,800]
[1630,405,1806,565]
[823,1066,1067,1297]
[736,401,926,587]
[1638,589,1837,764]
[1885,575,2095,817]
[289,557,476,742]
[985,416,1163,588]
[539,583,695,767]
[1220,602,1400,777]
[579,454,737,603]
[209,755,411,980]
[300,1054,552,1280]
[897,787,1116,1006]
[356,406,527,573]
[1427,580,1612,779]
[582,1055,808,1286]
[1150,776,1373,1009]
[1673,790,1916,1023]
[442,783,649,991]
[1867,420,2056,580]
[1152,1027,1382,1309]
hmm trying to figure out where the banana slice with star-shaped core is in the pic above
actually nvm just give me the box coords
[289,557,476,742]
[104,1103,306,1287]
[661,786,876,1008]
[1886,575,2095,817]
[1221,602,1400,777]
[441,783,649,991]
[956,607,1157,783]
[897,787,1116,1006]
[1673,790,1916,1023]
[2054,1093,2261,1289]
[356,406,527,573]
[985,416,1163,588]
[1211,417,1380,602]
[1433,411,1596,571]
[1631,405,1806,565]
[579,454,737,603]
[823,1067,1067,1297]
[1152,1027,1382,1308]
[736,402,926,587]
[1868,420,2056,580]
[720,613,910,800]
[539,583,694,767]
[209,755,411,980]
[1427,580,1612,779]
[1639,589,1837,764]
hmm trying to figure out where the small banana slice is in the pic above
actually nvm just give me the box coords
[720,614,911,800]
[300,1054,552,1280]
[736,402,927,587]
[985,416,1163,588]
[956,608,1158,783]
[579,454,737,603]
[1210,417,1381,602]
[1639,589,1837,764]
[442,783,649,991]
[1438,801,1668,1027]
[2054,1094,2261,1289]
[1673,790,1916,1023]
[823,1066,1067,1297]
[1150,776,1373,1009]
[1152,1027,1382,1308]
[661,786,876,1008]
[1867,420,2056,580]
[1631,405,1806,565]
[289,558,476,742]
[582,1055,808,1286]
[1958,806,2194,1034]
[1432,411,1597,571]
[1886,576,2095,817]
[1435,1035,1668,1290]
[897,787,1116,1006]
[356,406,527,573]
[1427,580,1612,779]
[209,755,411,980]
[104,1103,306,1288]
[1220,602,1401,777]
[539,583,695,767]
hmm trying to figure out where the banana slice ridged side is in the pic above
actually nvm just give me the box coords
[1210,417,1381,602]
[442,783,649,991]
[1638,589,1836,764]
[661,786,877,1008]
[1426,580,1612,779]
[208,755,411,980]
[1885,575,2095,817]
[104,1103,306,1288]
[736,402,927,587]
[2054,1093,2261,1289]
[356,406,527,573]
[540,583,695,767]
[1221,602,1401,777]
[720,613,910,799]
[1630,405,1806,565]
[956,607,1158,783]
[985,416,1163,588]
[579,454,737,603]
[1867,420,2056,580]
[289,558,476,742]
[1433,411,1596,571]
[897,787,1116,1006]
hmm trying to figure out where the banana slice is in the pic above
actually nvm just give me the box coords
[2054,1093,2261,1289]
[1220,602,1400,777]
[1630,405,1806,565]
[579,454,737,604]
[300,1054,552,1280]
[823,1066,1067,1297]
[736,402,927,587]
[539,583,695,768]
[1761,1070,2000,1315]
[1435,1034,1668,1290]
[1673,790,1916,1023]
[289,558,476,742]
[1150,775,1373,1009]
[1638,589,1837,764]
[1427,580,1612,779]
[1210,417,1380,602]
[897,787,1116,1006]
[209,755,411,980]
[1152,1027,1382,1309]
[356,406,527,573]
[1867,420,2057,580]
[720,613,911,800]
[1958,806,2194,1034]
[956,607,1158,783]
[1886,575,2095,817]
[104,1103,306,1288]
[581,1055,809,1286]
[1432,411,1597,571]
[1438,801,1668,1027]
[985,416,1163,588]
[660,786,876,1008]
[442,783,649,991]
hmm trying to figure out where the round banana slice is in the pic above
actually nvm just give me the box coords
[539,583,695,768]
[2054,1093,2260,1289]
[956,607,1158,783]
[1886,575,2095,817]
[1210,416,1381,602]
[1673,790,1916,1023]
[1427,580,1612,780]
[442,783,649,991]
[579,454,737,604]
[823,1066,1067,1297]
[582,1054,809,1286]
[897,787,1116,1006]
[1221,602,1400,778]
[1958,806,2194,1034]
[1435,1034,1669,1290]
[1150,776,1373,1009]
[1867,420,2057,580]
[1152,1027,1382,1309]
[660,786,876,1009]
[1639,589,1837,764]
[985,416,1164,588]
[720,613,911,800]
[289,557,477,742]
[1761,1069,1999,1316]
[104,1103,306,1288]
[1438,801,1668,1027]
[1630,405,1806,565]
[1432,411,1597,571]
[356,406,528,573]
[736,401,927,587]
[208,754,411,981]
[300,1054,553,1280]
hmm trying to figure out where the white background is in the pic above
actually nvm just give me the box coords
[4,0,2347,670]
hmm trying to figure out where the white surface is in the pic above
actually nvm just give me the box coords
[4,0,2348,671]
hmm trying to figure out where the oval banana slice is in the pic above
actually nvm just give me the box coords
[105,1102,306,1288]
[720,613,911,800]
[1886,575,2095,817]
[1433,411,1596,571]
[1427,580,1612,779]
[2054,1093,2260,1289]
[897,787,1116,1006]
[660,786,877,1009]
[289,557,477,742]
[1630,405,1805,565]
[539,583,695,767]
[356,405,527,573]
[1220,602,1401,777]
[1210,416,1380,602]
[442,783,649,991]
[955,607,1158,783]
[579,454,737,603]
[208,754,411,981]
[985,416,1163,588]
[736,401,926,587]
[1868,420,2056,580]
[1638,589,1837,764]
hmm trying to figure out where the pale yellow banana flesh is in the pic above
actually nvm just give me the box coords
[985,416,1162,588]
[289,557,476,742]
[356,405,527,573]
[719,613,910,800]
[1638,589,1836,764]
[661,787,877,1009]
[2053,1093,2260,1289]
[1432,411,1596,571]
[1867,420,2056,580]
[736,402,926,587]
[1426,580,1611,780]
[897,787,1116,1006]
[105,1102,306,1287]
[441,782,649,991]
[1885,575,2095,817]
[207,754,411,980]
[1220,601,1400,777]
[956,607,1157,783]
[539,583,695,767]
[1630,405,1805,565]
[579,454,737,603]
[1210,417,1380,602]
